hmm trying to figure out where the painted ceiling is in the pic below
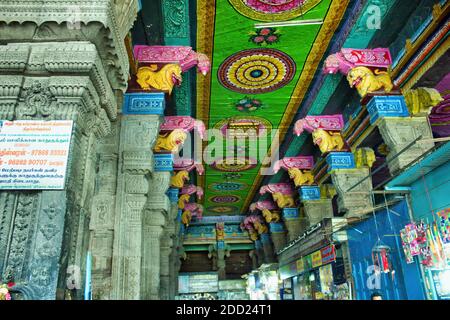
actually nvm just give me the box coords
[196,0,349,215]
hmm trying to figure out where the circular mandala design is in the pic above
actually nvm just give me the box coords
[211,156,257,172]
[210,182,248,192]
[210,195,241,203]
[207,205,239,214]
[218,49,296,94]
[228,0,322,22]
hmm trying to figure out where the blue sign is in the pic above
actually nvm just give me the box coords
[299,186,321,201]
[123,93,165,115]
[283,208,299,220]
[326,152,356,171]
[366,95,409,124]
[270,222,286,233]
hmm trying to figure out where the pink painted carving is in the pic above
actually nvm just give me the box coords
[323,48,392,75]
[294,114,344,136]
[133,45,211,75]
[259,183,295,195]
[241,215,263,231]
[181,185,204,200]
[273,156,314,173]
[160,116,206,139]
[173,158,205,175]
[249,200,277,212]
[185,203,203,220]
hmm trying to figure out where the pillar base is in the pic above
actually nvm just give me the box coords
[303,199,333,225]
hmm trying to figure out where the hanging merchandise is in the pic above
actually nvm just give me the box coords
[437,209,450,244]
[372,242,392,273]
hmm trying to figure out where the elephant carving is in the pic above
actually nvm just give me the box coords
[154,129,187,153]
[347,66,394,98]
[170,170,189,188]
[288,168,315,187]
[272,192,295,209]
[312,129,345,154]
[136,64,182,94]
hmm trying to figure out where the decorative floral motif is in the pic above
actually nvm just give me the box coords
[223,173,243,180]
[235,97,264,112]
[207,205,239,214]
[210,195,241,203]
[228,0,322,22]
[0,282,14,300]
[250,28,281,46]
[209,182,248,192]
[211,157,257,172]
[218,49,296,94]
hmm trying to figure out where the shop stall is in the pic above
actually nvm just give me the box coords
[176,272,219,300]
[243,263,280,300]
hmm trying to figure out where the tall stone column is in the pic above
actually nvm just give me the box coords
[254,240,265,267]
[269,223,287,253]
[260,233,276,264]
[111,94,164,299]
[166,188,179,300]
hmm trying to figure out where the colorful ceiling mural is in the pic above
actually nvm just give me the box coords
[196,0,349,215]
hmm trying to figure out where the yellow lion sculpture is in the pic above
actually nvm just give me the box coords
[272,192,295,209]
[248,229,258,241]
[136,64,182,95]
[312,129,345,154]
[288,168,315,187]
[403,87,443,116]
[254,221,268,235]
[154,129,187,153]
[347,66,394,98]
[354,148,377,169]
[178,194,190,209]
[181,210,192,227]
[262,209,281,223]
[170,170,189,188]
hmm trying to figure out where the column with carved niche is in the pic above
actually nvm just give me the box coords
[111,93,165,300]
[88,122,120,300]
[166,188,179,299]
[141,168,171,300]
[0,40,122,300]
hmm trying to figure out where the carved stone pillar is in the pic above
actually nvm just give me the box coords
[110,111,162,300]
[377,117,434,174]
[260,233,276,264]
[303,200,333,225]
[269,223,287,253]
[141,171,171,300]
[331,168,373,218]
[249,250,259,270]
[282,208,305,242]
[254,240,265,267]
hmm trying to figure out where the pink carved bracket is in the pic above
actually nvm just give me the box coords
[160,116,206,139]
[185,203,203,220]
[273,156,314,173]
[180,185,204,200]
[259,183,295,196]
[241,215,263,231]
[249,200,277,212]
[173,158,205,175]
[133,45,211,75]
[323,48,392,75]
[294,115,344,136]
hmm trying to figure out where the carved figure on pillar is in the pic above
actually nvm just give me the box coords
[181,203,203,227]
[216,222,225,241]
[260,183,296,209]
[403,87,443,116]
[274,156,315,187]
[323,48,394,98]
[154,129,187,153]
[136,64,182,94]
[354,148,376,169]
[250,200,280,223]
[170,170,190,188]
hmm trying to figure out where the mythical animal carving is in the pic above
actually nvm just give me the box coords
[181,210,192,227]
[354,148,377,169]
[261,209,281,223]
[177,194,190,209]
[347,66,394,98]
[136,64,182,94]
[184,203,203,220]
[253,220,268,235]
[288,168,315,187]
[154,129,187,153]
[312,129,345,154]
[241,215,268,241]
[403,87,444,116]
[272,192,295,209]
[216,222,225,241]
[170,170,190,188]
[320,184,337,199]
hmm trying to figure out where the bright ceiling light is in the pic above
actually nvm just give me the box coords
[254,19,324,29]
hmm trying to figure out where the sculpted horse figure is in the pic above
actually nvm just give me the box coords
[136,64,182,94]
[288,168,315,187]
[312,129,345,154]
[170,170,189,188]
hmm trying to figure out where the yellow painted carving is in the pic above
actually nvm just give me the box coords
[272,192,295,209]
[354,148,377,169]
[320,184,337,199]
[178,194,190,209]
[154,129,187,153]
[181,210,192,227]
[248,229,258,241]
[347,66,394,98]
[403,87,443,116]
[312,129,345,154]
[288,168,315,187]
[170,170,190,189]
[136,64,182,94]
[253,220,268,235]
[262,209,281,223]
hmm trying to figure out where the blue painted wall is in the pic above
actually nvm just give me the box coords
[347,200,426,300]
[409,161,450,221]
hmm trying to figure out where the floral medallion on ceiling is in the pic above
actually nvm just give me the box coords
[235,97,264,112]
[210,195,241,203]
[228,0,323,21]
[209,182,248,192]
[249,28,281,46]
[210,156,257,172]
[218,48,296,94]
[206,205,240,214]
